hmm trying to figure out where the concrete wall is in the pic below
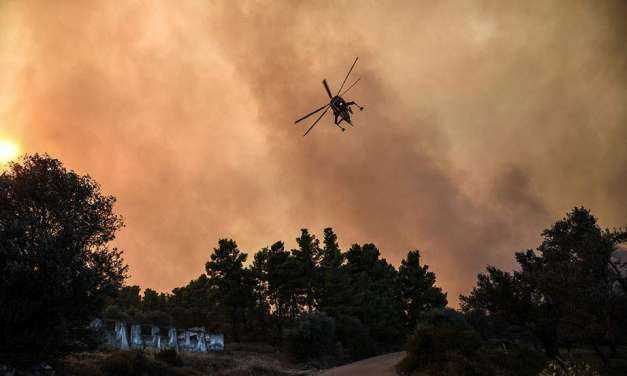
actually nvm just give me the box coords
[90,319,224,352]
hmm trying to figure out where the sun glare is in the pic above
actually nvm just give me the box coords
[0,139,20,165]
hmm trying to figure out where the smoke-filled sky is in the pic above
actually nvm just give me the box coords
[1,1,625,305]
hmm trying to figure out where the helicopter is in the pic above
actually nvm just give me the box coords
[294,57,364,137]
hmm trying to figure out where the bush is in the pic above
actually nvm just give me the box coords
[411,308,480,360]
[398,326,482,374]
[398,319,547,376]
[480,344,546,376]
[411,326,481,360]
[287,311,336,361]
[335,315,377,361]
[397,308,482,375]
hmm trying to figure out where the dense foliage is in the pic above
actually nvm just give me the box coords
[0,155,127,363]
[287,311,337,362]
[397,308,546,376]
[460,207,627,371]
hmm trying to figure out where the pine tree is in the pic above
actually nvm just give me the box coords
[292,229,321,312]
[317,228,349,317]
[205,239,256,341]
[343,243,405,350]
[398,250,447,330]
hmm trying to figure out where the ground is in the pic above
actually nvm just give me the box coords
[58,349,405,376]
[57,343,311,376]
[318,352,405,376]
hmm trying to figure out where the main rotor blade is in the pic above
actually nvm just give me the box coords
[322,80,333,99]
[340,77,360,96]
[336,57,358,95]
[294,104,329,124]
[303,107,330,137]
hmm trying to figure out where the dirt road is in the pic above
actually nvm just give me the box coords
[318,352,405,376]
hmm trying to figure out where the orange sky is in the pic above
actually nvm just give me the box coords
[1,1,625,305]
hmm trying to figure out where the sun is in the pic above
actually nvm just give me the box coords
[0,139,20,165]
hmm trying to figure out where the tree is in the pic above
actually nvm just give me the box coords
[399,250,447,330]
[252,241,301,340]
[516,207,626,361]
[317,228,350,318]
[114,285,142,311]
[343,243,405,350]
[168,274,219,329]
[292,229,321,312]
[142,288,168,312]
[205,239,257,341]
[460,266,539,347]
[461,207,627,361]
[0,154,127,363]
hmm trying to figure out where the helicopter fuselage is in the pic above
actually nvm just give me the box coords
[330,96,352,124]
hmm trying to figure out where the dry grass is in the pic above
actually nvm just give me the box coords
[58,347,312,376]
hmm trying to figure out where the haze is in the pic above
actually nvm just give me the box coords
[1,1,625,305]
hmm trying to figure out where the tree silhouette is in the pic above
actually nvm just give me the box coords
[205,239,256,341]
[317,228,350,318]
[399,250,447,330]
[0,154,127,363]
[292,229,321,312]
[114,285,142,311]
[168,274,218,329]
[461,207,627,361]
[343,243,405,350]
[102,226,455,360]
[252,241,301,340]
[142,288,168,312]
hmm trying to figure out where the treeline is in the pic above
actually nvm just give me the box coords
[3,154,626,373]
[0,154,447,366]
[106,228,448,362]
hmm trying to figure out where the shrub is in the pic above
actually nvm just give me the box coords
[479,344,546,376]
[397,308,482,375]
[410,326,481,360]
[335,315,377,361]
[287,311,336,361]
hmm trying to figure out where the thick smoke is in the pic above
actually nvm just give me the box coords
[1,1,625,305]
